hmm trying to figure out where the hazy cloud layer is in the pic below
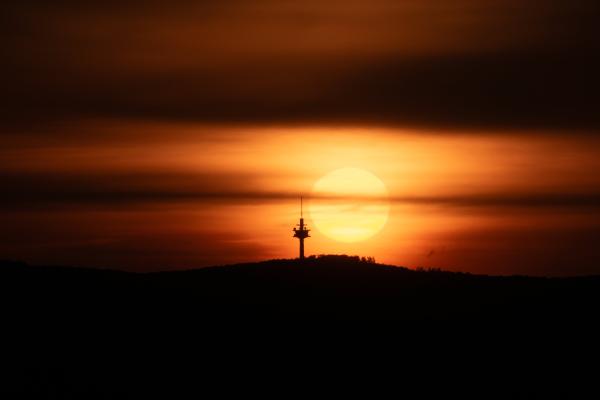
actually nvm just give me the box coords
[2,0,599,131]
[3,1,600,274]
[3,171,600,210]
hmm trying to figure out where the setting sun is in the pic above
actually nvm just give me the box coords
[309,168,390,243]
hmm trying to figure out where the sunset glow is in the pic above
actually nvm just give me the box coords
[2,123,600,275]
[309,168,389,243]
[2,0,599,276]
[5,1,600,394]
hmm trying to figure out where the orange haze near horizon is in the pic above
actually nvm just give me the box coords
[2,0,600,275]
[2,122,600,276]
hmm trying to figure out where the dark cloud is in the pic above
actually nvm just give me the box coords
[2,170,600,211]
[1,0,599,131]
[0,171,272,209]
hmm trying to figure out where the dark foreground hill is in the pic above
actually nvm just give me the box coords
[2,254,600,325]
[2,255,599,397]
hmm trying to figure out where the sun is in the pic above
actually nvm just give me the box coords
[309,167,390,243]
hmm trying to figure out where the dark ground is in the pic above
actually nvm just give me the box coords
[1,255,599,397]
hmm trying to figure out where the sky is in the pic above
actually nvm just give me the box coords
[2,0,600,275]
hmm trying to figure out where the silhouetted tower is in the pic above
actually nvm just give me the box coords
[293,197,310,260]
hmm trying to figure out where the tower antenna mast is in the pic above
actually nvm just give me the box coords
[293,196,310,260]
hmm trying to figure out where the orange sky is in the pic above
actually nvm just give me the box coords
[2,122,600,275]
[2,1,599,275]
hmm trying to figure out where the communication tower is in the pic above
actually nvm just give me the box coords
[292,197,310,260]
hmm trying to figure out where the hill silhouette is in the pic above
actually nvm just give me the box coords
[3,254,600,324]
[2,255,599,397]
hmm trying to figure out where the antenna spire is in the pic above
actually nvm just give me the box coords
[293,195,310,260]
